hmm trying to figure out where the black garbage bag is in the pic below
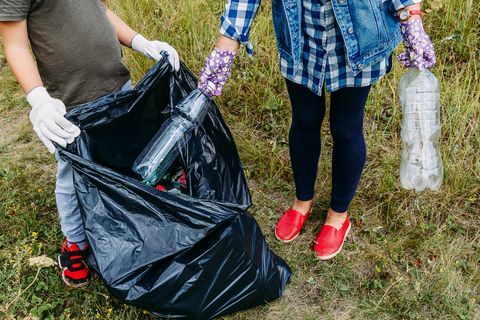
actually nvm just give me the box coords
[57,58,291,319]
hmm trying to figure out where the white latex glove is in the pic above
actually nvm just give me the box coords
[27,87,81,154]
[131,34,180,71]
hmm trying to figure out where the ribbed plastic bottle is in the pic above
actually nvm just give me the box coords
[132,89,209,186]
[398,68,443,191]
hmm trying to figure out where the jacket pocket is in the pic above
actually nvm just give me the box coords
[348,0,381,55]
[272,0,293,57]
[379,0,401,42]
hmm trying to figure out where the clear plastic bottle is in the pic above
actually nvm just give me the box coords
[132,89,209,186]
[399,68,443,191]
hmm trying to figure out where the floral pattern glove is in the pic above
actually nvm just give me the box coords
[198,48,236,99]
[397,18,436,71]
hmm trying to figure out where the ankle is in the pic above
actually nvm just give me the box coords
[292,198,313,215]
[325,208,348,227]
[327,208,347,218]
[67,239,88,250]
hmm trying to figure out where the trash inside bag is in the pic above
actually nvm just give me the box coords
[57,58,291,319]
[154,164,188,193]
[132,89,210,186]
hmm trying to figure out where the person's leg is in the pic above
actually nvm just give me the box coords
[55,153,86,245]
[55,152,92,287]
[56,80,133,286]
[325,85,371,228]
[275,79,326,242]
[286,79,326,213]
[313,85,371,260]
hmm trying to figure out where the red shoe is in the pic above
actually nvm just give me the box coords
[313,215,351,260]
[275,208,311,243]
[58,239,91,288]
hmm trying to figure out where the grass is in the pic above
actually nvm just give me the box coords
[0,0,479,319]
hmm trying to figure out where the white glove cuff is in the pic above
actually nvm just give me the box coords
[27,86,50,108]
[131,34,149,53]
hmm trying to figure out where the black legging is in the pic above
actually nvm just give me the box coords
[286,79,371,213]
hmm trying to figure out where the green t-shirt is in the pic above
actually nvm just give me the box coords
[0,0,131,108]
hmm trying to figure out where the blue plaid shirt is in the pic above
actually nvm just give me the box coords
[220,0,420,95]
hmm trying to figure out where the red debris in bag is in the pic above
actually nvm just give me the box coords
[156,185,166,192]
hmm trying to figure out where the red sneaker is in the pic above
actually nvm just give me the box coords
[313,215,351,260]
[57,239,91,288]
[275,208,311,243]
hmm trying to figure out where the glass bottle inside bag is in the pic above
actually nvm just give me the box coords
[399,69,443,191]
[132,89,209,186]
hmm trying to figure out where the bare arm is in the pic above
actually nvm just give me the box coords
[215,35,240,52]
[0,20,42,94]
[102,1,137,47]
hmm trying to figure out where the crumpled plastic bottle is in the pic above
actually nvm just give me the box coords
[399,68,443,191]
[132,89,209,186]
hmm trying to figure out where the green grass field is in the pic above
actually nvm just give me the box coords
[0,0,478,319]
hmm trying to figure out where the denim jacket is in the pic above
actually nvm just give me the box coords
[220,0,420,75]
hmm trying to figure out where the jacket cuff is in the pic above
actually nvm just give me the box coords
[392,0,422,11]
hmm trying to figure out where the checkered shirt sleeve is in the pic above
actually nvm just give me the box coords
[220,0,262,56]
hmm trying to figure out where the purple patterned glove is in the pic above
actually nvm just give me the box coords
[397,18,436,71]
[198,48,236,99]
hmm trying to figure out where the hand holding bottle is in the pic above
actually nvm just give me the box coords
[198,36,239,99]
[397,17,436,71]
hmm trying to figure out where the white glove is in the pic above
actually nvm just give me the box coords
[131,34,180,71]
[27,87,81,154]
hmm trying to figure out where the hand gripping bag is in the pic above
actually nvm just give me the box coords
[57,58,291,319]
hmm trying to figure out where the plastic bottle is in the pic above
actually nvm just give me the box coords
[132,89,209,185]
[399,68,443,191]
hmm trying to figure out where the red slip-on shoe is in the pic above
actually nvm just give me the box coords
[57,239,91,288]
[275,208,311,243]
[313,215,351,260]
